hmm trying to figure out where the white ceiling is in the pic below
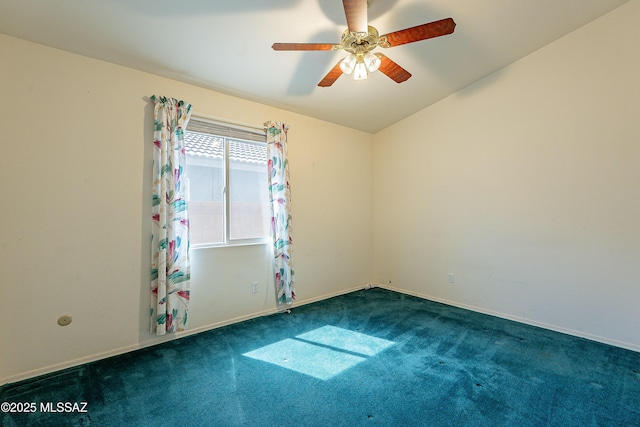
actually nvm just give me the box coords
[0,0,630,133]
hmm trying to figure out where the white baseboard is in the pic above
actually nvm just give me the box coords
[2,284,371,386]
[375,283,640,354]
[8,282,635,386]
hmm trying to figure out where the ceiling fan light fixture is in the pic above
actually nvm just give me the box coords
[353,61,368,80]
[363,51,381,72]
[272,1,456,87]
[340,54,357,74]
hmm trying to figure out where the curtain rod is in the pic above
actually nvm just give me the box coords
[146,96,270,131]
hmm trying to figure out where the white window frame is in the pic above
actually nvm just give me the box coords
[185,116,270,249]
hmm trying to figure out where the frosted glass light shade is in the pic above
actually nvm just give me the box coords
[353,61,368,80]
[363,51,381,72]
[340,54,357,74]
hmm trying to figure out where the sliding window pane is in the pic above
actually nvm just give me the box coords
[186,139,225,245]
[228,139,270,240]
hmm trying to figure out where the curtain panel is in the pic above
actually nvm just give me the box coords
[150,95,193,335]
[265,121,295,304]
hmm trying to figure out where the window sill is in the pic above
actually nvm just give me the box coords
[190,240,270,250]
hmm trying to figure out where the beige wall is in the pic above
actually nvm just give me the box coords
[373,1,640,350]
[0,34,374,383]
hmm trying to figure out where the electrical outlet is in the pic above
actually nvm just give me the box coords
[251,281,258,293]
[448,273,455,284]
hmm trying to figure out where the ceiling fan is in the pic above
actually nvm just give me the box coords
[271,0,456,87]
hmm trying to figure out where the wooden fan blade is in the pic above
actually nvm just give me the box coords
[342,0,368,34]
[380,18,456,47]
[318,61,344,87]
[376,53,411,83]
[272,43,338,51]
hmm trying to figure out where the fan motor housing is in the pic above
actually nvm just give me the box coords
[341,26,381,54]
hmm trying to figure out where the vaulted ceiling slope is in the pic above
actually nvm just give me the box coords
[0,0,630,133]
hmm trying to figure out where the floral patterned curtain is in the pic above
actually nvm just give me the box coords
[265,121,295,304]
[150,95,193,335]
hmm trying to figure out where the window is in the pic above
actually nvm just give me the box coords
[185,118,270,246]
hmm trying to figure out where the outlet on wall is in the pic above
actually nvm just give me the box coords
[251,281,258,293]
[448,273,455,284]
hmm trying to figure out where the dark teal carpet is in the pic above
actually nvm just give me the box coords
[2,288,639,426]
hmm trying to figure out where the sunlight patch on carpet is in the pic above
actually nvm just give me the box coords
[243,338,366,380]
[297,325,395,357]
[242,326,395,380]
